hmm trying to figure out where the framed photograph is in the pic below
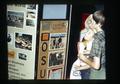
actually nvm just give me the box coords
[48,68,62,79]
[18,53,27,60]
[49,21,68,33]
[7,11,24,28]
[15,33,32,51]
[26,19,35,27]
[26,11,36,19]
[48,51,65,67]
[49,33,67,50]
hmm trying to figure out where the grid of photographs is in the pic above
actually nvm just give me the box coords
[7,4,38,51]
[7,4,37,29]
[25,4,37,28]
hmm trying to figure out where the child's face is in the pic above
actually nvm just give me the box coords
[84,29,94,41]
[85,14,97,29]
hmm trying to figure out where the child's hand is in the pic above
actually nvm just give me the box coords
[74,65,81,71]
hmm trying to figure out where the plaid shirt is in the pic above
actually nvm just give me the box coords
[89,31,105,66]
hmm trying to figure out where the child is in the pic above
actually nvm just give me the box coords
[70,29,94,79]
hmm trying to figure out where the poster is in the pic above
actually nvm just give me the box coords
[37,20,69,79]
[7,4,38,79]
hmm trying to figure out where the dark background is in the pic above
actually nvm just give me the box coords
[0,0,118,82]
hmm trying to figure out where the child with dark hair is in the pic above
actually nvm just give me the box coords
[78,10,106,79]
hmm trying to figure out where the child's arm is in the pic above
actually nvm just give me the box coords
[74,64,90,71]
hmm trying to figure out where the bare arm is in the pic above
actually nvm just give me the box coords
[74,64,90,71]
[77,35,102,70]
[78,53,100,70]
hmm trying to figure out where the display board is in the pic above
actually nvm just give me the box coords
[37,4,71,79]
[37,21,69,79]
[7,4,38,79]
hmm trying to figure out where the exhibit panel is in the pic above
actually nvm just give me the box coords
[37,4,72,79]
[7,4,38,79]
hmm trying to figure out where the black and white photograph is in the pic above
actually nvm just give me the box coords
[15,33,32,50]
[26,11,36,19]
[26,19,35,27]
[27,4,36,10]
[49,33,66,50]
[18,53,27,60]
[7,11,24,28]
[48,51,65,67]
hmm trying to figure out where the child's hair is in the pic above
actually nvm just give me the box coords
[93,10,105,26]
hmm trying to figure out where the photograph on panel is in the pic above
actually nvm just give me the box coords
[48,51,65,67]
[15,33,32,50]
[48,68,62,79]
[7,11,24,28]
[41,21,68,33]
[26,19,35,27]
[26,11,36,19]
[17,52,27,60]
[49,33,67,50]
[27,4,36,10]
[50,21,68,33]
